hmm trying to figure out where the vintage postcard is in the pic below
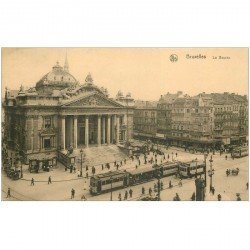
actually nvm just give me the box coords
[1,48,248,201]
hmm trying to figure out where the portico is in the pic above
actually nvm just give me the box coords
[61,113,126,151]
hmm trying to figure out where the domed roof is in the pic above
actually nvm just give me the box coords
[36,61,78,91]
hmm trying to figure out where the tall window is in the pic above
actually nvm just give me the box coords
[44,117,52,128]
[44,138,51,149]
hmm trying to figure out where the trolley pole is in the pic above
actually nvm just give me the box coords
[110,177,113,201]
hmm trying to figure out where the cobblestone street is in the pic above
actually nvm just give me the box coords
[2,147,248,201]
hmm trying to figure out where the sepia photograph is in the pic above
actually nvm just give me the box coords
[1,48,249,201]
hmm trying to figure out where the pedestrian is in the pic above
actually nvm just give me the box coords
[86,165,89,171]
[124,159,126,164]
[129,189,133,198]
[173,193,181,201]
[6,188,11,198]
[142,186,145,195]
[225,155,228,160]
[168,154,170,160]
[65,166,67,171]
[102,164,104,170]
[48,176,52,184]
[178,180,182,187]
[217,194,222,201]
[176,152,178,157]
[124,190,128,200]
[149,187,152,196]
[135,165,138,169]
[236,193,241,201]
[247,182,249,190]
[118,193,121,201]
[154,183,157,192]
[70,164,73,173]
[160,181,163,190]
[116,164,119,170]
[92,166,95,175]
[211,187,215,195]
[191,192,195,201]
[31,178,35,186]
[169,180,172,188]
[71,188,75,199]
[138,159,141,165]
[120,161,123,166]
[81,194,86,201]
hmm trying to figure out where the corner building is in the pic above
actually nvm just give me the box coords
[3,60,134,165]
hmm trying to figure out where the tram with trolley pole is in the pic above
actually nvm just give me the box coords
[126,165,157,186]
[90,170,129,195]
[179,160,205,178]
[231,146,248,158]
[152,161,179,177]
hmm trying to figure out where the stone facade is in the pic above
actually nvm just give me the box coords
[134,92,248,149]
[133,101,157,139]
[3,61,134,163]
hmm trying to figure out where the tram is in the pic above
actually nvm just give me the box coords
[90,170,129,195]
[179,160,205,178]
[90,162,179,195]
[153,161,179,177]
[126,165,157,186]
[231,146,248,158]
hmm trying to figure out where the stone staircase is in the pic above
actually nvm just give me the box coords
[75,145,128,167]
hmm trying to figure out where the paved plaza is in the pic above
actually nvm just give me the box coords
[2,146,249,201]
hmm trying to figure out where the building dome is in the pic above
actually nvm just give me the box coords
[36,61,78,93]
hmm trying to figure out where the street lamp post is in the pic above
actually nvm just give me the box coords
[204,153,208,187]
[208,155,214,192]
[20,156,23,179]
[110,177,113,201]
[80,149,83,177]
[195,158,198,178]
[157,171,161,201]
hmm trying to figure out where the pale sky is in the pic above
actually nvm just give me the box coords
[1,48,248,100]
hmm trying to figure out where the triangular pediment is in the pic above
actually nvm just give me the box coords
[61,92,124,108]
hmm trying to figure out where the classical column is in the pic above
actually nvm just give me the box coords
[102,116,106,144]
[61,116,66,150]
[31,117,34,151]
[113,115,117,144]
[85,116,89,147]
[97,115,101,146]
[74,116,78,149]
[116,116,120,145]
[107,115,111,144]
